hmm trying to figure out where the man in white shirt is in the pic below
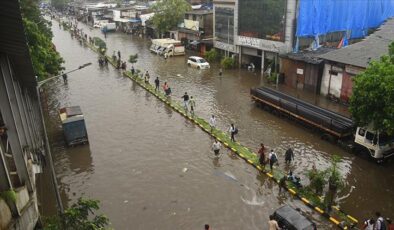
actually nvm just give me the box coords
[229,123,236,142]
[212,139,222,156]
[209,115,216,133]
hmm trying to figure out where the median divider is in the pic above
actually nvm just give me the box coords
[60,21,359,229]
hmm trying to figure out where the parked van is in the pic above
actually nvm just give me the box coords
[94,20,108,28]
[149,39,185,57]
[100,22,116,32]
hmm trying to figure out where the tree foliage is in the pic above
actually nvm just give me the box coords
[151,0,191,36]
[349,42,394,133]
[220,56,236,69]
[204,48,221,62]
[128,54,138,64]
[51,0,71,10]
[44,198,110,230]
[307,169,327,195]
[20,0,64,80]
[93,37,107,54]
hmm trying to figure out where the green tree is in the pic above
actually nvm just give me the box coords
[93,37,107,55]
[220,56,236,69]
[204,48,221,62]
[349,42,394,133]
[324,155,344,212]
[151,0,191,36]
[20,0,64,80]
[307,169,327,195]
[51,0,70,10]
[44,198,110,230]
[128,54,138,64]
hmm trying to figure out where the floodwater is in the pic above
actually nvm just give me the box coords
[37,18,394,229]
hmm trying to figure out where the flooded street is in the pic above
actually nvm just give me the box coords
[38,19,394,229]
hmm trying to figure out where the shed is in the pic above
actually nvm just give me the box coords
[280,47,335,94]
[318,18,394,102]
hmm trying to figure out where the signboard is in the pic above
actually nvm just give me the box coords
[184,19,199,31]
[296,68,304,75]
[214,41,236,53]
[237,35,286,53]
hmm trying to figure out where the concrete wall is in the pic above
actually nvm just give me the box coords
[320,63,343,98]
[0,198,12,229]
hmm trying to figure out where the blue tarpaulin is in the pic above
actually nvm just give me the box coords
[296,0,394,38]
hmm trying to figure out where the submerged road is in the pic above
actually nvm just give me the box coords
[38,18,393,229]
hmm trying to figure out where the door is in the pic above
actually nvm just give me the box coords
[296,74,304,89]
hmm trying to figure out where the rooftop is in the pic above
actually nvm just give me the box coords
[186,9,213,15]
[318,18,394,68]
[281,47,336,64]
[0,0,36,87]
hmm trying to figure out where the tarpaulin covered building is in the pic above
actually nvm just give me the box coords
[295,0,394,50]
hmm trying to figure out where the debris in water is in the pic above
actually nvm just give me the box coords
[182,167,188,173]
[124,200,129,203]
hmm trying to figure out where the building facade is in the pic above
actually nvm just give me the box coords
[0,1,47,229]
[175,10,213,55]
[213,0,238,55]
[213,0,296,71]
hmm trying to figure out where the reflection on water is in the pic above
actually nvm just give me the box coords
[37,18,394,229]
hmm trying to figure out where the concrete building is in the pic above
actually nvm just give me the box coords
[0,1,48,229]
[318,18,394,103]
[175,9,213,55]
[213,0,238,56]
[213,0,296,71]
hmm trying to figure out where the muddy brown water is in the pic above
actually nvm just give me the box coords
[37,19,394,229]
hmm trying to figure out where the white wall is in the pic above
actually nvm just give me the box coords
[320,63,343,98]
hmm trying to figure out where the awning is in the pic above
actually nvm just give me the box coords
[114,18,130,22]
[189,40,200,46]
[129,18,141,23]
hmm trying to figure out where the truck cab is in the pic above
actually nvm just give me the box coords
[354,127,394,160]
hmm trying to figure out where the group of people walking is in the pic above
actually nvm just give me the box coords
[258,144,294,171]
[364,212,394,230]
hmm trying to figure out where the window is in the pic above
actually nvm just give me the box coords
[366,131,378,145]
[358,128,366,136]
[378,132,394,146]
[238,0,287,41]
[215,7,234,44]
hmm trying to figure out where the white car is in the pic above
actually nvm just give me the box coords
[187,56,210,69]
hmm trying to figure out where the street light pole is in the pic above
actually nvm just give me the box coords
[36,62,91,214]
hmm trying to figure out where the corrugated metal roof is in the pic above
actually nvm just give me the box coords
[0,0,36,87]
[281,47,335,64]
[319,18,394,68]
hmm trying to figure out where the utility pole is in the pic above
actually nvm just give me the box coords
[227,16,230,57]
